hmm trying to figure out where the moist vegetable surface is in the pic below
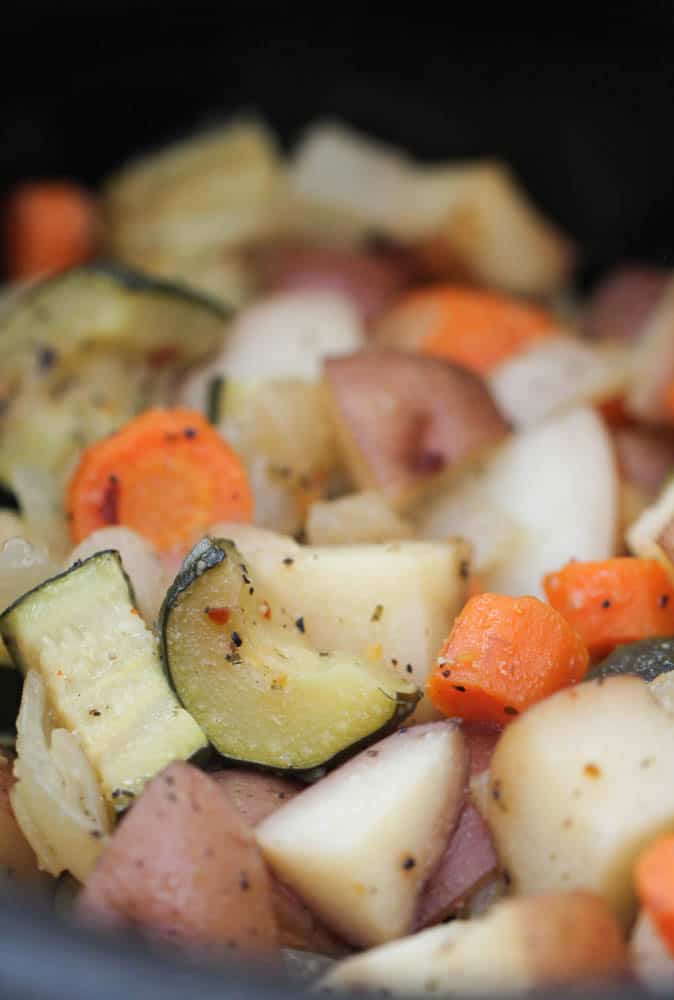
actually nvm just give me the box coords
[2,115,674,995]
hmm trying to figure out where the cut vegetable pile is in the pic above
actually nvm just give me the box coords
[4,114,674,994]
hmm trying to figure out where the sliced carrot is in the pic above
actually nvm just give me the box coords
[543,558,674,659]
[4,182,99,280]
[635,836,674,956]
[67,408,253,554]
[427,593,588,725]
[379,285,554,375]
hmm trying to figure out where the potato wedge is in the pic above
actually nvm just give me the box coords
[212,769,348,957]
[257,722,467,948]
[488,676,674,925]
[208,524,469,713]
[324,349,509,508]
[77,761,277,956]
[319,892,626,995]
[416,406,617,598]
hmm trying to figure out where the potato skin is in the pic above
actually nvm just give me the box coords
[212,768,349,957]
[77,761,277,956]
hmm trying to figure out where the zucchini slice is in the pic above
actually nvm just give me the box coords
[0,264,228,487]
[159,537,420,775]
[0,551,207,809]
[588,637,674,683]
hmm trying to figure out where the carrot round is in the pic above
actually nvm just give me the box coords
[67,408,253,554]
[635,836,674,956]
[379,285,554,375]
[4,182,99,280]
[427,593,589,724]
[543,558,674,659]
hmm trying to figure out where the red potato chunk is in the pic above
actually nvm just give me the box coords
[77,762,277,957]
[585,266,670,342]
[324,349,509,508]
[259,243,412,326]
[212,769,349,957]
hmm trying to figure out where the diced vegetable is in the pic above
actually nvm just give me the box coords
[626,277,674,423]
[67,409,252,555]
[65,527,166,626]
[585,265,670,342]
[324,349,509,508]
[427,593,589,724]
[208,524,470,715]
[543,558,674,659]
[614,427,674,500]
[211,770,300,828]
[104,120,283,287]
[4,182,99,280]
[288,122,574,295]
[319,892,626,995]
[414,803,499,929]
[258,242,411,325]
[201,289,363,383]
[257,722,466,947]
[627,477,674,567]
[305,491,414,546]
[160,537,419,774]
[636,836,674,957]
[376,285,554,375]
[487,337,630,427]
[416,407,618,598]
[1,552,207,808]
[206,379,339,537]
[11,671,111,881]
[0,265,227,491]
[588,638,674,683]
[77,761,278,956]
[487,676,674,924]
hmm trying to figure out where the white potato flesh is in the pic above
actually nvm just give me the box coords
[416,407,617,598]
[631,912,674,992]
[319,892,627,995]
[257,722,466,948]
[11,672,111,882]
[488,676,674,925]
[287,123,572,296]
[214,289,363,382]
[627,477,674,567]
[208,523,469,711]
[487,337,630,428]
[306,491,414,546]
[65,527,167,626]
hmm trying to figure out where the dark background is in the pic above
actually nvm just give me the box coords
[2,3,674,286]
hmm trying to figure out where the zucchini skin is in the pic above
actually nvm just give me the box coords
[159,536,420,781]
[15,262,232,322]
[587,637,674,683]
[0,550,136,673]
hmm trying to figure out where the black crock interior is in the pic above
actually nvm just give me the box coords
[0,4,672,996]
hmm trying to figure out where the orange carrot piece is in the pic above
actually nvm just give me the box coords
[4,182,98,280]
[543,558,674,659]
[67,408,253,555]
[427,593,589,724]
[635,836,674,957]
[380,285,554,375]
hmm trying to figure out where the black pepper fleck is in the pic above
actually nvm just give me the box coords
[183,427,197,439]
[231,631,243,648]
[601,599,611,609]
[459,559,470,580]
[453,685,466,693]
[282,557,294,566]
[295,617,305,633]
[660,594,670,609]
[402,856,416,870]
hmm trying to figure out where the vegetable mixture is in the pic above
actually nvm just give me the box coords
[3,117,674,993]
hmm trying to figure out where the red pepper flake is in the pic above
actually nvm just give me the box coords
[583,762,601,778]
[205,606,230,625]
[100,474,120,525]
[147,345,179,370]
[130,608,140,616]
[258,601,272,620]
